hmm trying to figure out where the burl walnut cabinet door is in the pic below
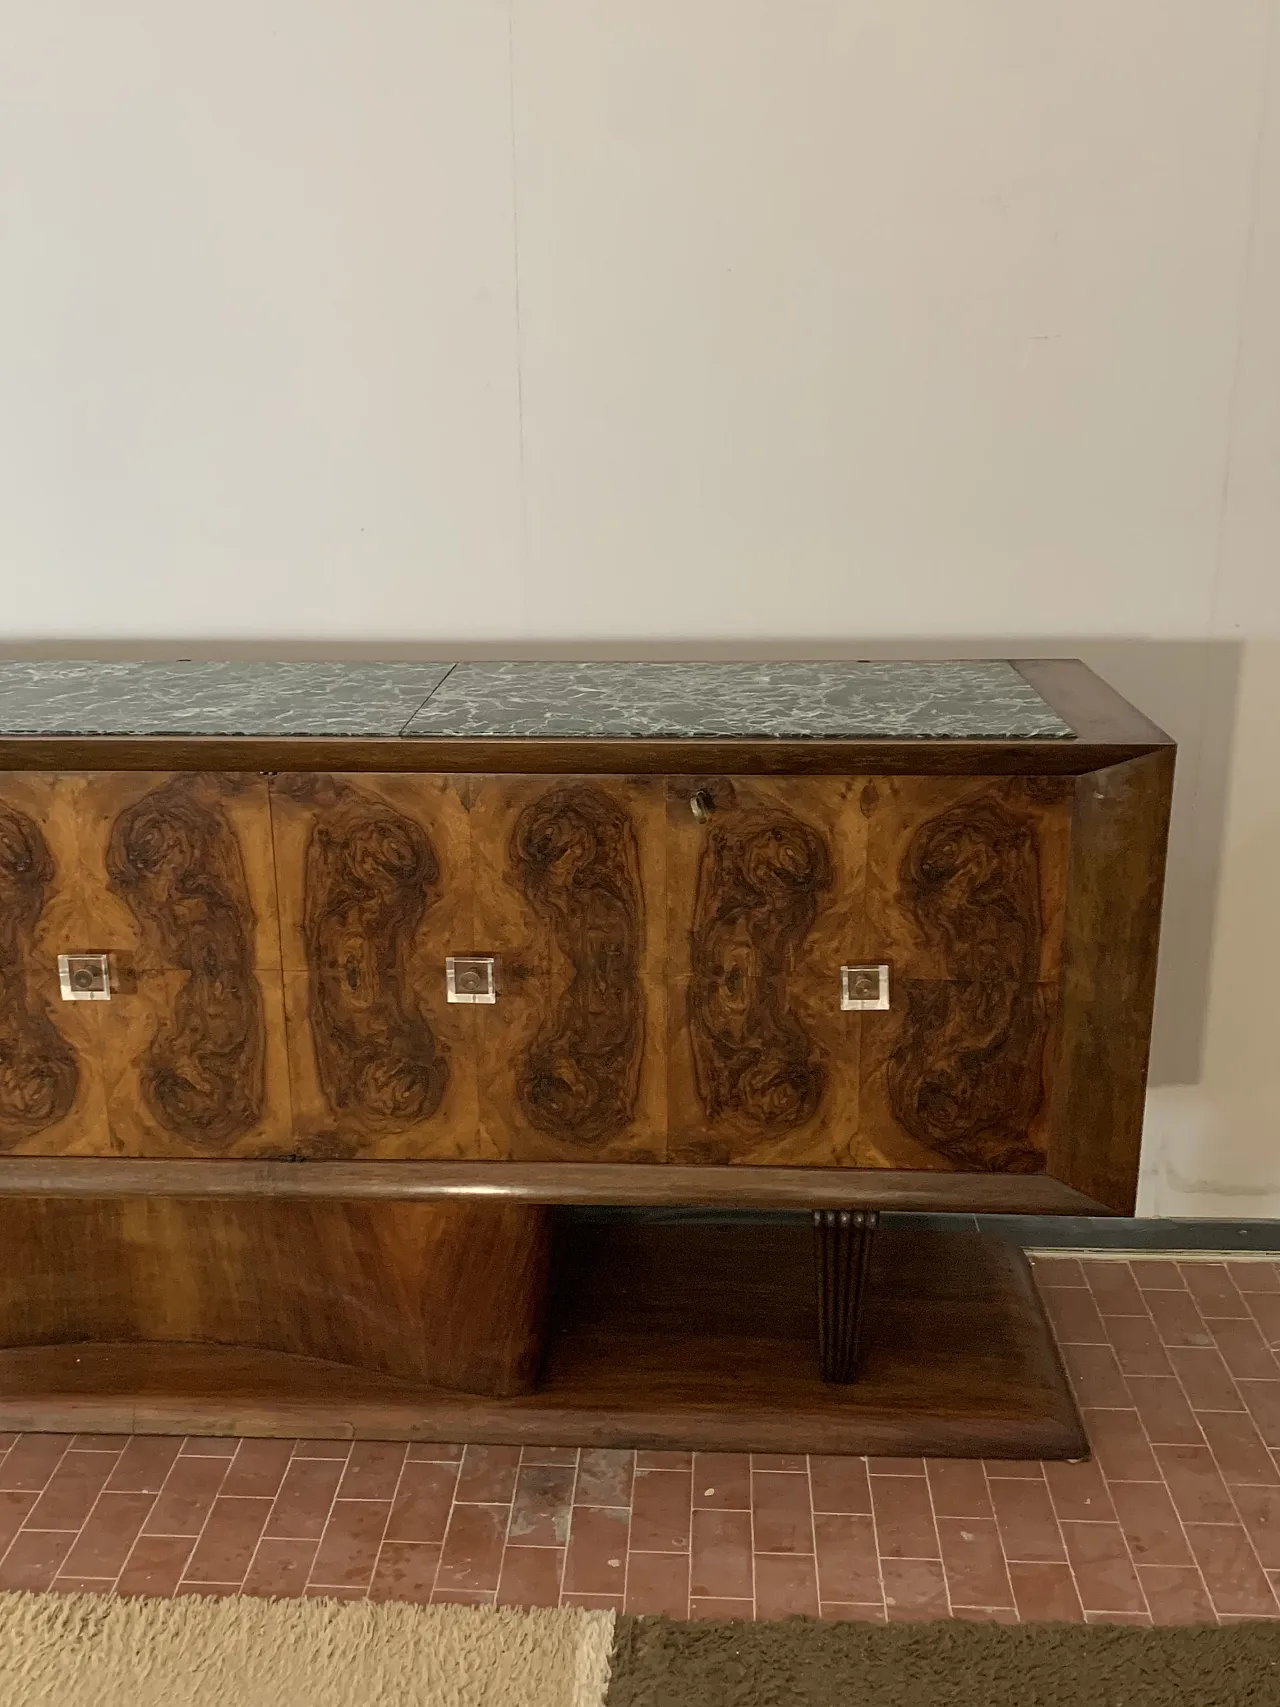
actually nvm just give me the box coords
[0,772,292,1157]
[663,774,1070,1176]
[852,776,1072,1176]
[0,774,107,1154]
[269,774,480,1159]
[468,776,667,1162]
[665,777,870,1166]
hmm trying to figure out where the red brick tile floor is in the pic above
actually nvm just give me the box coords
[3,1255,1280,1623]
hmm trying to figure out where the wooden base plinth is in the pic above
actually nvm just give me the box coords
[0,1196,552,1399]
[0,1221,1084,1458]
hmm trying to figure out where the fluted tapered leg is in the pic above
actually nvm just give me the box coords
[813,1208,879,1383]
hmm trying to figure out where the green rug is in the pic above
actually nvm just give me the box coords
[606,1617,1280,1706]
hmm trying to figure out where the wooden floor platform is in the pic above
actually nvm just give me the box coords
[0,1224,1084,1458]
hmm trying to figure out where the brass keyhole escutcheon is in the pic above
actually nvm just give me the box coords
[690,789,715,824]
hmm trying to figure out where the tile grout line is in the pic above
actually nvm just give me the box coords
[1136,1259,1266,1622]
[863,1458,889,1623]
[746,1462,758,1621]
[496,1448,520,1610]
[920,1459,955,1621]
[478,1451,519,1607]
[559,1448,585,1610]
[219,1437,275,1596]
[97,1458,161,1595]
[44,1445,127,1594]
[1080,1261,1157,1621]
[683,1454,694,1618]
[428,1451,467,1605]
[302,1440,354,1596]
[0,1437,75,1575]
[237,1439,304,1585]
[617,1453,635,1616]
[1043,1406,1088,1621]
[1049,1269,1136,1621]
[803,1455,820,1618]
[979,1459,1021,1620]
[513,1450,569,1608]
[1167,1260,1280,1618]
[331,1444,407,1597]
[172,1437,238,1596]
[1034,1250,1280,1264]
[1140,1290,1235,1625]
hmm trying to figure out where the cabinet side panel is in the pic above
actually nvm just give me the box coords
[1046,751,1175,1213]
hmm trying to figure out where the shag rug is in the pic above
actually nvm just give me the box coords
[2,1593,1279,1706]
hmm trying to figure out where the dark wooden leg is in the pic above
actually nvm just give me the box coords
[813,1208,878,1383]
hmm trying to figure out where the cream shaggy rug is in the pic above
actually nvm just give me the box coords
[0,1592,615,1707]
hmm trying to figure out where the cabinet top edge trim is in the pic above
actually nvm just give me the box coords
[0,735,1171,777]
[0,1158,1116,1216]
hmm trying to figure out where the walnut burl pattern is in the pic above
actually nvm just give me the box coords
[0,1194,551,1399]
[300,778,451,1132]
[105,777,265,1150]
[888,982,1049,1171]
[687,804,833,1133]
[0,800,78,1145]
[897,791,1045,982]
[508,783,645,1146]
[886,789,1050,1172]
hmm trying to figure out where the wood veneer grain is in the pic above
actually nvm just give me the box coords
[0,1156,1113,1214]
[0,1195,550,1398]
[0,772,292,1159]
[0,792,79,1145]
[1013,658,1174,748]
[1046,750,1176,1213]
[0,1225,1085,1457]
[665,777,865,1167]
[468,776,666,1163]
[106,775,267,1148]
[853,776,1070,1175]
[269,774,480,1160]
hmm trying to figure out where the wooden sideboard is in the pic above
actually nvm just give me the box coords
[0,658,1173,1455]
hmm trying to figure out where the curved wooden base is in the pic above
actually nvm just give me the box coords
[0,1222,1084,1458]
[0,1197,551,1398]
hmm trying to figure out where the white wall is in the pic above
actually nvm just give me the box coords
[1143,647,1280,1217]
[2,2,1278,1212]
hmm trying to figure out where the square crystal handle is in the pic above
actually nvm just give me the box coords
[446,956,497,1004]
[58,953,112,1001]
[841,964,890,1010]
